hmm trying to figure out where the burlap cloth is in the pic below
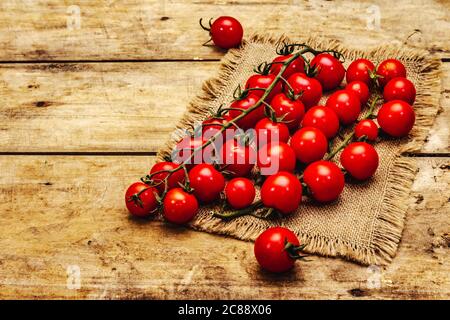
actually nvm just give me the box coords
[157,35,441,265]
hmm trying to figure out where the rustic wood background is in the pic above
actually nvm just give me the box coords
[0,0,448,299]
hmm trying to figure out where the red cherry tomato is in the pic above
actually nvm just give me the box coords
[376,59,407,87]
[202,116,230,140]
[173,136,216,168]
[225,177,256,209]
[310,53,345,91]
[125,182,158,218]
[377,100,415,137]
[269,54,305,79]
[340,142,379,180]
[255,118,290,146]
[254,227,304,273]
[208,16,243,49]
[245,74,282,102]
[270,93,305,131]
[229,93,265,129]
[325,89,361,125]
[354,119,379,141]
[290,127,328,164]
[287,73,323,110]
[220,138,256,177]
[383,77,416,105]
[260,172,302,215]
[125,184,157,216]
[188,164,225,203]
[303,160,345,202]
[345,80,370,105]
[257,142,296,175]
[346,59,375,86]
[301,105,340,139]
[149,162,185,193]
[163,188,199,224]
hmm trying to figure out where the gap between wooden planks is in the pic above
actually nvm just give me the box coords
[0,155,448,299]
[0,61,448,154]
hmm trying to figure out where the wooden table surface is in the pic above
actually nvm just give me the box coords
[0,0,449,299]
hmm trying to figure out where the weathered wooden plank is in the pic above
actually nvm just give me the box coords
[0,156,448,299]
[0,61,216,152]
[0,0,448,61]
[1,61,448,153]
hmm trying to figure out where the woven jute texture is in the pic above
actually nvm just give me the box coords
[157,34,442,265]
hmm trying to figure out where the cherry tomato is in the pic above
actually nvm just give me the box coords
[270,93,305,131]
[202,116,230,140]
[346,58,375,86]
[310,53,345,91]
[345,80,370,105]
[163,188,199,224]
[254,227,304,273]
[287,73,323,110]
[255,118,290,146]
[340,142,379,180]
[257,142,296,175]
[209,16,243,49]
[245,73,282,102]
[260,172,302,215]
[383,77,416,105]
[173,136,215,168]
[225,177,255,209]
[220,138,256,177]
[301,105,340,139]
[354,119,379,141]
[377,100,415,137]
[376,59,407,87]
[325,89,361,125]
[125,182,158,218]
[290,127,328,164]
[269,54,305,79]
[303,160,345,202]
[149,162,185,193]
[229,93,265,129]
[188,164,225,203]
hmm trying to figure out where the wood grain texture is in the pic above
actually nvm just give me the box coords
[0,61,215,152]
[0,0,448,61]
[0,156,448,299]
[0,61,449,153]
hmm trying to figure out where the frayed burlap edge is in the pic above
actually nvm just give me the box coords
[156,34,442,265]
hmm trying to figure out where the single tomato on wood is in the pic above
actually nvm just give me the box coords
[254,227,306,273]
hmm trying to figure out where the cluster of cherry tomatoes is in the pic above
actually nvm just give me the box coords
[125,28,417,272]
